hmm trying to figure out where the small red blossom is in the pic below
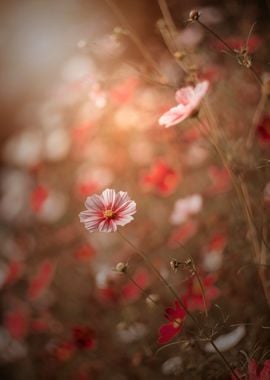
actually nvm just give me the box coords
[4,307,29,340]
[122,269,150,301]
[30,185,49,213]
[168,220,199,249]
[54,341,75,361]
[27,260,56,300]
[4,260,25,286]
[232,359,270,380]
[72,326,96,350]
[182,273,220,312]
[141,160,180,196]
[257,116,270,145]
[73,244,96,262]
[79,189,136,233]
[158,301,186,344]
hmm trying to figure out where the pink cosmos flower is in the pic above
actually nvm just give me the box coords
[79,189,136,233]
[158,300,186,344]
[159,81,209,128]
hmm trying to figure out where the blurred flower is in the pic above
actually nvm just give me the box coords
[205,325,246,353]
[159,81,209,128]
[257,116,270,145]
[75,166,113,199]
[110,77,139,105]
[34,189,68,223]
[117,322,147,343]
[182,273,220,312]
[0,170,32,222]
[30,185,49,213]
[27,260,56,301]
[141,160,180,196]
[79,189,136,232]
[73,244,96,262]
[168,220,198,249]
[202,232,227,271]
[232,359,270,380]
[4,306,29,340]
[170,194,203,225]
[53,341,75,361]
[122,269,150,302]
[206,166,231,195]
[158,300,186,344]
[44,126,71,162]
[3,129,43,168]
[162,356,183,376]
[72,325,96,350]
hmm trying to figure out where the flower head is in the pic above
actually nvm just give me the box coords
[79,189,136,233]
[158,301,186,344]
[159,81,209,128]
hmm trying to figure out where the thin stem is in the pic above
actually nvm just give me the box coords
[193,268,208,318]
[117,230,240,379]
[196,19,235,54]
[104,0,164,79]
[125,272,158,305]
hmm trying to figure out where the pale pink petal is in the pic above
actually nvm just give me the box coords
[158,105,190,128]
[175,86,194,104]
[101,188,116,208]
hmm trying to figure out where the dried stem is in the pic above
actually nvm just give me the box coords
[104,0,164,79]
[117,230,240,379]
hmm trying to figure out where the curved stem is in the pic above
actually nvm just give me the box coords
[117,230,240,379]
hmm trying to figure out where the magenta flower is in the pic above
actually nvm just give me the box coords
[79,188,136,232]
[159,81,209,128]
[158,301,186,345]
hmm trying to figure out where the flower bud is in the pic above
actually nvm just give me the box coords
[188,10,200,22]
[115,262,127,273]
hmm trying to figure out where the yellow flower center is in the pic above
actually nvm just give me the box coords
[173,318,182,328]
[104,209,114,218]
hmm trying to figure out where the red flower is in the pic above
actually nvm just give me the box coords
[27,260,56,300]
[54,341,75,361]
[72,326,96,350]
[232,359,270,380]
[257,116,270,145]
[73,244,96,262]
[141,160,180,196]
[158,301,186,345]
[182,273,220,312]
[30,185,49,213]
[168,220,198,249]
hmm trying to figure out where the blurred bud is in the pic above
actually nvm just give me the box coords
[115,262,127,273]
[170,259,181,272]
[174,51,186,60]
[146,293,159,306]
[188,10,201,22]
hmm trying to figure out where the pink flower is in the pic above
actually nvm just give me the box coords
[159,81,209,128]
[79,189,136,233]
[232,359,270,380]
[158,301,186,344]
[170,194,203,225]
